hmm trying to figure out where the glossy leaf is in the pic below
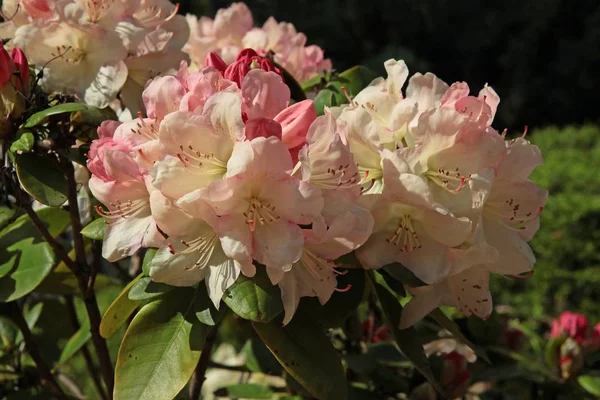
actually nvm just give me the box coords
[296,268,366,328]
[194,286,225,326]
[223,267,283,323]
[253,313,347,400]
[243,337,283,375]
[428,309,490,363]
[114,288,206,400]
[80,218,105,240]
[0,208,15,232]
[366,271,444,396]
[128,276,173,301]
[58,322,90,364]
[219,383,274,399]
[9,131,34,154]
[312,66,378,114]
[0,207,70,302]
[141,248,157,276]
[382,262,425,287]
[14,302,43,344]
[24,102,88,128]
[578,375,600,396]
[99,274,142,339]
[15,153,68,206]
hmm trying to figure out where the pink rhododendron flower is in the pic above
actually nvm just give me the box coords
[551,311,590,344]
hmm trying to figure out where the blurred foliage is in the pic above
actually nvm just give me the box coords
[181,0,600,132]
[493,125,600,322]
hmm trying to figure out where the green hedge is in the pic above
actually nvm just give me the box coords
[492,125,600,321]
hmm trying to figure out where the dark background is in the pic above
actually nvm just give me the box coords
[181,0,600,132]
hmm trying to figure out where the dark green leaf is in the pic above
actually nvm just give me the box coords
[428,309,489,363]
[114,288,206,400]
[377,270,406,297]
[253,313,347,400]
[218,383,274,399]
[128,276,173,301]
[0,207,70,302]
[14,302,43,344]
[273,61,307,102]
[578,375,600,396]
[0,317,19,349]
[544,336,566,369]
[313,66,378,115]
[243,337,283,375]
[58,322,90,364]
[80,218,105,240]
[194,286,225,326]
[99,274,142,339]
[223,267,282,323]
[300,73,327,91]
[36,262,116,296]
[296,268,365,328]
[366,271,444,396]
[0,207,16,233]
[15,153,68,206]
[382,262,425,287]
[24,103,88,128]
[142,248,157,276]
[9,131,34,154]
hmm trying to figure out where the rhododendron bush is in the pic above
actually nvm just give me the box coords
[5,1,592,400]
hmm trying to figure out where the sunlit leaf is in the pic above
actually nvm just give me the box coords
[15,153,68,206]
[128,276,173,301]
[24,103,88,128]
[223,267,282,323]
[80,218,105,240]
[99,274,142,339]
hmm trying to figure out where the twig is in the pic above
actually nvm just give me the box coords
[2,302,65,397]
[64,162,115,398]
[207,361,250,373]
[189,325,220,400]
[64,295,108,400]
[65,162,87,276]
[21,184,115,397]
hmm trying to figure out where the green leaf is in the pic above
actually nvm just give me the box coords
[300,73,327,91]
[128,276,173,301]
[243,337,283,375]
[58,322,90,364]
[544,336,566,368]
[377,270,406,297]
[0,207,15,232]
[15,153,68,206]
[24,103,88,128]
[0,317,19,349]
[194,286,225,326]
[382,262,425,287]
[312,66,378,115]
[578,375,600,396]
[114,288,206,400]
[0,207,70,302]
[428,309,490,363]
[36,262,116,296]
[366,271,444,396]
[9,131,34,154]
[223,267,282,323]
[99,274,143,339]
[253,313,347,400]
[80,218,105,240]
[141,248,157,276]
[14,302,43,344]
[296,269,366,328]
[219,383,274,399]
[273,61,307,102]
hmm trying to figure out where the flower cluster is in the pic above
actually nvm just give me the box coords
[1,0,189,112]
[337,60,548,327]
[87,51,373,324]
[551,311,600,350]
[86,56,547,325]
[184,2,332,83]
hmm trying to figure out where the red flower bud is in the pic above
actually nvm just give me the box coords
[551,311,590,344]
[204,52,227,73]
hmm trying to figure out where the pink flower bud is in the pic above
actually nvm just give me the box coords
[21,0,52,18]
[273,100,317,149]
[0,43,14,88]
[11,47,30,94]
[551,311,590,344]
[440,352,472,399]
[224,48,283,88]
[204,52,227,73]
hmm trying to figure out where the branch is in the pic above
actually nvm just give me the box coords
[65,295,108,400]
[2,302,66,398]
[64,162,115,398]
[189,325,220,400]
